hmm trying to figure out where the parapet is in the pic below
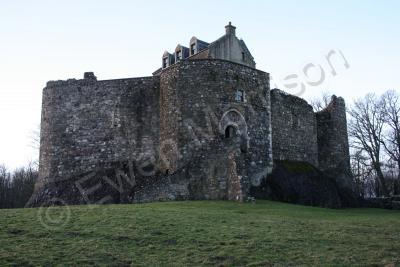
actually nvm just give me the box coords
[270,89,313,111]
[46,72,98,88]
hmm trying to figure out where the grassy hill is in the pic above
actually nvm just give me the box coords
[1,201,399,266]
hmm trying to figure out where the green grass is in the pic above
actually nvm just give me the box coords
[1,201,399,266]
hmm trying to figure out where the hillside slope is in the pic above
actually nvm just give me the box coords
[1,201,399,266]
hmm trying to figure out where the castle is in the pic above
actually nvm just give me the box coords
[28,23,353,207]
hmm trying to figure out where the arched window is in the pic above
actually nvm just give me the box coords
[225,125,237,138]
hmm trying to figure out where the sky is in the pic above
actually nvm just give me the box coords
[0,0,399,169]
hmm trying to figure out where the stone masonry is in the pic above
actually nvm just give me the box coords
[28,23,353,207]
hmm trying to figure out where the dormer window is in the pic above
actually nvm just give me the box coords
[176,50,182,61]
[163,57,168,68]
[162,51,173,68]
[242,52,246,61]
[235,90,244,102]
[190,44,196,55]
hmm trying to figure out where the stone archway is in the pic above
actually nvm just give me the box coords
[219,109,249,152]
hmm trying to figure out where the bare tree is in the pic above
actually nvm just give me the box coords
[30,124,40,150]
[384,159,400,195]
[0,163,38,209]
[29,124,40,168]
[0,164,10,208]
[348,94,389,196]
[310,91,332,112]
[350,149,374,197]
[0,164,7,179]
[381,90,400,182]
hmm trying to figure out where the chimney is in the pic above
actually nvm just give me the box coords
[225,22,236,36]
[84,72,97,81]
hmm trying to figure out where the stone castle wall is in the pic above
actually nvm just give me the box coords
[270,89,319,166]
[29,58,352,207]
[35,75,160,192]
[160,59,272,199]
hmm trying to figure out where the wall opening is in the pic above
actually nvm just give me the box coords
[162,57,168,68]
[190,44,196,55]
[176,50,182,61]
[220,109,250,153]
[225,125,237,138]
[235,90,244,102]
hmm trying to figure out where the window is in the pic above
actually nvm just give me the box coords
[242,52,246,61]
[163,57,168,68]
[225,126,237,138]
[235,90,244,102]
[190,44,196,55]
[176,50,182,61]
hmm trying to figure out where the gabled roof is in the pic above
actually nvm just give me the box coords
[239,39,254,60]
[175,44,189,52]
[163,51,172,57]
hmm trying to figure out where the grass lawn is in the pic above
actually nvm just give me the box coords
[1,200,399,266]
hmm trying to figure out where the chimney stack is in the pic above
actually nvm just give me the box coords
[225,22,236,36]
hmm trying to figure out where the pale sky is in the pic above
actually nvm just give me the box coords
[0,0,399,169]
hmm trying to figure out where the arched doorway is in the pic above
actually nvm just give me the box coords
[219,109,249,152]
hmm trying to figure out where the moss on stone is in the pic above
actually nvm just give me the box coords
[278,160,317,174]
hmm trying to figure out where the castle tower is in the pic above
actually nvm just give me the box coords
[316,95,350,172]
[159,58,272,200]
[316,96,353,192]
